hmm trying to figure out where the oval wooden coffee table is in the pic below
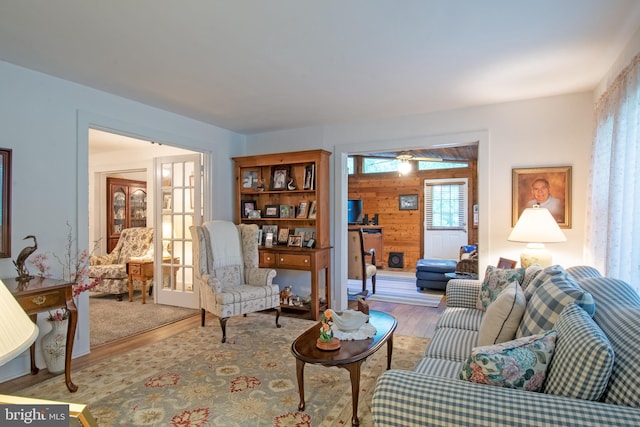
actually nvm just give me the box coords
[290,310,397,426]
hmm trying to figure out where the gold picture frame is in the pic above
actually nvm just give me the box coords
[512,166,571,228]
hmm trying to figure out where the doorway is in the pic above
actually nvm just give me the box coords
[88,129,203,346]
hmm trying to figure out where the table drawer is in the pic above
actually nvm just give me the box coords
[17,289,66,313]
[129,263,142,275]
[260,252,277,267]
[278,254,311,268]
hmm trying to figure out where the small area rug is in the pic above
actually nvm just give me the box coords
[89,291,199,347]
[348,274,444,307]
[16,313,428,426]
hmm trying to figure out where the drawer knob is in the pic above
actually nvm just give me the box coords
[280,258,284,262]
[32,295,47,305]
[304,259,309,263]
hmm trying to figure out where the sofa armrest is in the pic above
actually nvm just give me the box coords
[445,279,482,308]
[245,267,277,287]
[373,370,640,427]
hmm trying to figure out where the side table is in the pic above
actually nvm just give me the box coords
[126,258,154,304]
[5,277,78,392]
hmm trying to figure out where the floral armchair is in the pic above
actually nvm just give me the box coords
[190,220,281,343]
[89,227,154,301]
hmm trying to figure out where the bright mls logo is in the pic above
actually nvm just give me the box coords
[1,404,68,426]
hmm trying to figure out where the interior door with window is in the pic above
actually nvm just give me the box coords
[424,178,468,260]
[154,154,202,308]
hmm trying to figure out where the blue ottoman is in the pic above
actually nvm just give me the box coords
[416,259,457,290]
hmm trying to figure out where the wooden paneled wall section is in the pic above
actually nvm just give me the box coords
[348,161,478,271]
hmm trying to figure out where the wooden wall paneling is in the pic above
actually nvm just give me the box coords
[348,162,477,271]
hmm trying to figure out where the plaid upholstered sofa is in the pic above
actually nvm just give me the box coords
[372,265,640,426]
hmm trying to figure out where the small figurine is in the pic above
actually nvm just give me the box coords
[287,178,296,190]
[256,178,265,192]
[14,235,38,281]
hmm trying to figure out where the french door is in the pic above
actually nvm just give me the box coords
[423,178,468,260]
[154,154,202,308]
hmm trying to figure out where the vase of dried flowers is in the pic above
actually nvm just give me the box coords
[41,309,69,374]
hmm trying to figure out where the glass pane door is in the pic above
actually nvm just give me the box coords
[154,154,201,308]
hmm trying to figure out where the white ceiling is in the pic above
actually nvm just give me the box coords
[2,1,640,136]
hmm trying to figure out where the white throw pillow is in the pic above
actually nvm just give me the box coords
[477,281,526,346]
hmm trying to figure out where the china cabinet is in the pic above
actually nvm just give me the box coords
[107,178,147,253]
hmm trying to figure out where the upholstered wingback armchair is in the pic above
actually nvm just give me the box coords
[348,228,377,294]
[190,220,281,343]
[89,227,154,301]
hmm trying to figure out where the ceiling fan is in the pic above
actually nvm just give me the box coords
[394,151,443,163]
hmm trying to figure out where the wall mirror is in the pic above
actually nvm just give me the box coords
[0,148,11,258]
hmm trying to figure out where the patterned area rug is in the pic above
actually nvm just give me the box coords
[348,275,444,307]
[89,291,199,347]
[15,313,428,426]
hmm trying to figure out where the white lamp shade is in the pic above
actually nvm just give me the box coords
[508,206,567,243]
[0,280,39,366]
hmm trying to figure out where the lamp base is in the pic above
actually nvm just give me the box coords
[520,243,552,268]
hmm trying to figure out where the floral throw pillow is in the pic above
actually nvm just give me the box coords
[476,265,526,311]
[459,330,557,392]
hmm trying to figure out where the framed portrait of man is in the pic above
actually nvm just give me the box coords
[512,166,572,228]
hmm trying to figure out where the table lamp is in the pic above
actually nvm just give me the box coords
[508,205,567,268]
[0,280,39,366]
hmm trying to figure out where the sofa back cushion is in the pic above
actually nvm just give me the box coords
[543,303,614,401]
[577,277,640,408]
[517,276,595,338]
[476,265,525,311]
[477,281,526,346]
[566,265,602,280]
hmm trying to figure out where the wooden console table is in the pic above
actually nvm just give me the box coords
[5,277,78,392]
[259,246,331,321]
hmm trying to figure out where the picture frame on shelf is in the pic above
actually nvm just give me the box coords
[512,166,571,228]
[279,204,293,218]
[248,209,261,219]
[264,204,280,218]
[278,228,290,244]
[303,164,315,190]
[308,200,317,219]
[294,227,315,244]
[265,232,274,248]
[270,166,290,191]
[241,200,256,218]
[306,238,316,248]
[262,225,278,244]
[399,194,419,210]
[297,201,308,218]
[288,234,303,247]
[257,229,263,245]
[242,169,260,189]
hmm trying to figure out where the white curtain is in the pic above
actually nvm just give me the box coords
[586,53,640,294]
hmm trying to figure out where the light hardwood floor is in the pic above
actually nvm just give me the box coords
[0,297,445,394]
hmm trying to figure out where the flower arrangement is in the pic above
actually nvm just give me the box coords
[29,222,105,321]
[319,309,334,342]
